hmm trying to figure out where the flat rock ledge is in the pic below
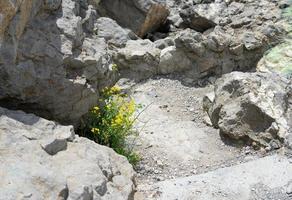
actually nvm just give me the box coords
[137,155,292,200]
[0,107,135,200]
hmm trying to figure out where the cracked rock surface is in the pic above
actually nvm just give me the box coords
[0,107,135,200]
[0,0,117,126]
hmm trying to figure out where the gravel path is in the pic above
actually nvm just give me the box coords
[120,77,278,199]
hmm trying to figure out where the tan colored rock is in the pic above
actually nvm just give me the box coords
[138,4,170,38]
[0,0,19,40]
[0,0,33,40]
[15,0,34,39]
[98,0,169,37]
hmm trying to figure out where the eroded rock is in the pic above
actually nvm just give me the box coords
[114,39,161,80]
[0,0,117,126]
[179,4,218,32]
[97,0,169,37]
[257,6,292,77]
[95,17,137,47]
[0,107,135,199]
[204,72,291,149]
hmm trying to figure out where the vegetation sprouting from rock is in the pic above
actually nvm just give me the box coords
[79,86,141,165]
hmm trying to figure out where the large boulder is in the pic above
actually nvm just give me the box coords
[113,0,287,82]
[204,72,292,149]
[0,107,135,199]
[97,0,169,37]
[0,0,117,126]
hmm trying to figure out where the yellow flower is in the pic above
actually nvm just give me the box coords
[127,99,136,114]
[91,128,100,134]
[112,64,118,71]
[102,86,121,97]
[111,86,121,93]
[91,106,100,114]
[112,112,124,127]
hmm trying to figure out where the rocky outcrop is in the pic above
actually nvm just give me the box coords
[179,4,218,32]
[114,0,287,82]
[114,39,161,80]
[139,155,292,200]
[0,0,289,125]
[95,17,137,47]
[204,72,291,149]
[257,6,292,77]
[97,0,169,38]
[0,0,119,126]
[0,107,135,199]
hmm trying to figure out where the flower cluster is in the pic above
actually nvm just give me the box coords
[111,63,118,72]
[84,85,140,165]
[102,86,121,98]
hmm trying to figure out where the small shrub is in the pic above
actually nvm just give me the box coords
[80,86,141,165]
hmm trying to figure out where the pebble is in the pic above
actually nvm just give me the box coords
[156,176,164,181]
[287,183,292,194]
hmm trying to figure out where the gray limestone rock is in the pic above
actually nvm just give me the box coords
[0,0,117,126]
[0,107,135,200]
[204,72,291,148]
[140,155,292,200]
[114,39,161,80]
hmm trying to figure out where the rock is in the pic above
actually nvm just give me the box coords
[242,32,262,50]
[0,0,288,126]
[204,72,291,148]
[82,5,98,33]
[142,155,292,200]
[0,107,135,199]
[95,17,136,47]
[179,6,217,32]
[41,137,68,155]
[286,182,292,194]
[98,0,169,37]
[44,0,62,10]
[180,3,226,32]
[154,37,175,49]
[158,46,192,74]
[152,1,284,79]
[202,92,215,116]
[257,5,292,78]
[0,0,117,126]
[227,2,245,16]
[114,39,161,80]
[40,126,75,155]
[137,4,170,38]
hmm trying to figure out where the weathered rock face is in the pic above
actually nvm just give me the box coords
[0,0,289,125]
[114,39,161,80]
[257,6,292,77]
[0,107,135,199]
[113,0,288,82]
[97,0,169,38]
[0,0,120,126]
[204,72,292,149]
[95,17,137,47]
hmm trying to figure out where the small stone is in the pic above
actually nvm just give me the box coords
[156,176,164,181]
[286,183,292,194]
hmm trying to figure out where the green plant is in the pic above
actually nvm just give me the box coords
[80,86,141,165]
[111,63,118,72]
